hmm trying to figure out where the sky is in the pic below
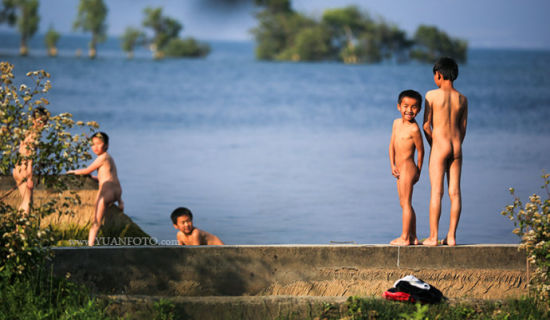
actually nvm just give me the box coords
[1,0,550,49]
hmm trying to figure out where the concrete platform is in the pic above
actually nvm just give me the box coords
[52,245,527,300]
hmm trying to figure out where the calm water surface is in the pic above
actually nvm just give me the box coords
[2,34,550,244]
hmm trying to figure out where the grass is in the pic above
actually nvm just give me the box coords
[0,267,111,320]
[340,296,549,320]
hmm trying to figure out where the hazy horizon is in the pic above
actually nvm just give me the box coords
[0,0,549,50]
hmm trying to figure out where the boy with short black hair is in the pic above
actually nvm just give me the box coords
[171,207,224,245]
[389,90,424,246]
[422,57,468,246]
[68,132,124,246]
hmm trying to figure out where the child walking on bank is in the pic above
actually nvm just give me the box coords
[68,132,124,246]
[389,90,425,246]
[422,57,468,246]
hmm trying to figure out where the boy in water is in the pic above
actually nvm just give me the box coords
[13,106,49,214]
[171,207,224,245]
[68,132,124,246]
[422,57,468,246]
[389,90,424,246]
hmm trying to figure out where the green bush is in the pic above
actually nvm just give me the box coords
[502,173,550,309]
[1,62,110,318]
[163,37,210,58]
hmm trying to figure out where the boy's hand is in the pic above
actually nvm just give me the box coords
[391,166,400,179]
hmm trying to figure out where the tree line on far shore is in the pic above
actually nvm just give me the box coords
[1,0,467,64]
[252,0,468,64]
[0,0,210,59]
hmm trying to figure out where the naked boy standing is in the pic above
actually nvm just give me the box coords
[389,90,424,246]
[422,57,468,246]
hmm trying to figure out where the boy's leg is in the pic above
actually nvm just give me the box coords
[424,154,447,246]
[410,206,418,245]
[16,179,32,215]
[88,189,114,246]
[444,157,462,246]
[391,166,415,246]
[88,196,106,246]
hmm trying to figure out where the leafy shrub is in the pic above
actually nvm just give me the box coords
[1,61,108,318]
[163,37,210,58]
[502,172,550,309]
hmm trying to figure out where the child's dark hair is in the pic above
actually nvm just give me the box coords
[32,106,49,120]
[433,57,458,81]
[92,131,109,146]
[171,207,193,224]
[398,89,422,109]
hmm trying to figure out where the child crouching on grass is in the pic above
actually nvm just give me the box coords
[68,132,123,246]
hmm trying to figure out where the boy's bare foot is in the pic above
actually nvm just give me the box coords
[390,237,411,246]
[441,237,456,246]
[422,238,438,246]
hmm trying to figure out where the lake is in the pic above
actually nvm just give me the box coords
[2,33,549,244]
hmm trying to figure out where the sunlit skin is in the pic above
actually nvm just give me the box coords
[173,215,224,245]
[389,96,424,246]
[422,71,468,247]
[12,117,47,214]
[68,136,123,246]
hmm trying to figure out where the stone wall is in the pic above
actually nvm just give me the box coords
[52,245,527,300]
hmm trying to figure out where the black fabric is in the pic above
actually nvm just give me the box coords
[394,280,445,304]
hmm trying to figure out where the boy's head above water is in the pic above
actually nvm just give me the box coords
[171,207,194,235]
[433,56,459,81]
[91,131,109,155]
[397,90,422,122]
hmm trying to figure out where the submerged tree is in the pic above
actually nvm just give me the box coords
[44,25,60,57]
[73,0,108,59]
[120,26,145,59]
[410,25,468,63]
[0,0,40,56]
[253,1,465,64]
[252,0,323,61]
[142,6,210,59]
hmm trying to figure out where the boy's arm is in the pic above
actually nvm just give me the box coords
[460,96,468,143]
[67,156,103,175]
[423,97,433,146]
[206,232,224,245]
[413,125,425,180]
[388,121,399,178]
[176,232,185,245]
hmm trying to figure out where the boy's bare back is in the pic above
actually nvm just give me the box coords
[424,88,468,157]
[94,152,121,187]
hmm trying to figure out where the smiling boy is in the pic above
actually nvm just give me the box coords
[389,90,425,246]
[171,207,224,245]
